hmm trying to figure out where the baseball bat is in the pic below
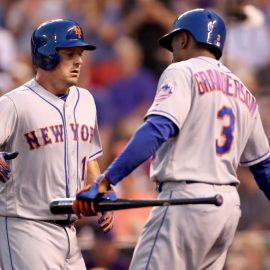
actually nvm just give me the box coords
[4,151,19,160]
[50,194,223,215]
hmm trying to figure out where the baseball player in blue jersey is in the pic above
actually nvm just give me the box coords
[0,19,113,270]
[73,8,270,270]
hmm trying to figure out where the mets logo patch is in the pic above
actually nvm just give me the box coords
[154,81,174,102]
[67,25,83,40]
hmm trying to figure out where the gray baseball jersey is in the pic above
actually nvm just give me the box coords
[145,56,270,184]
[129,56,269,270]
[0,78,102,220]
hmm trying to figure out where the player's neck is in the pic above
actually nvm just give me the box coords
[193,49,216,60]
[35,74,69,96]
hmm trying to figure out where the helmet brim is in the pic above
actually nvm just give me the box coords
[158,29,182,52]
[56,40,96,51]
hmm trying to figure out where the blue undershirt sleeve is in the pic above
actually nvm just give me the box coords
[249,156,270,201]
[104,115,179,185]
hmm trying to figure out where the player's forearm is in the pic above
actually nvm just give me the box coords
[86,159,101,185]
[104,115,179,185]
[249,156,270,201]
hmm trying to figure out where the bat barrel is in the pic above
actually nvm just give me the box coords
[214,194,223,206]
[50,198,74,215]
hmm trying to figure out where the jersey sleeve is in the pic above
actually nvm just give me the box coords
[249,156,270,201]
[240,111,270,166]
[89,118,103,160]
[104,115,177,185]
[145,64,192,129]
[0,95,17,146]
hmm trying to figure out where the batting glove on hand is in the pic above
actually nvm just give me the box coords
[98,211,114,234]
[0,152,19,183]
[72,175,117,218]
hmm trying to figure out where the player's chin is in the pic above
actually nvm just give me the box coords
[67,76,79,85]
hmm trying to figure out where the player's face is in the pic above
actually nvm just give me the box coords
[53,47,84,87]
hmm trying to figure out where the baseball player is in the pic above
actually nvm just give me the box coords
[73,8,270,270]
[0,19,113,270]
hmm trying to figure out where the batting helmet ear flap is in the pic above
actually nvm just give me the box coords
[36,54,61,71]
[31,32,61,70]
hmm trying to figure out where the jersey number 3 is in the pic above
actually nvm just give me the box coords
[216,106,235,156]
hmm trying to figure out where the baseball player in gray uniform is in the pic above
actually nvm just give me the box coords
[73,8,270,270]
[0,19,113,270]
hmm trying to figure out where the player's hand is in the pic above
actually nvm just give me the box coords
[72,175,117,218]
[98,211,114,233]
[0,151,19,183]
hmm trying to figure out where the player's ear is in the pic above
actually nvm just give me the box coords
[180,31,190,49]
[172,31,189,50]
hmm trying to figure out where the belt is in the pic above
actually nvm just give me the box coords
[156,181,237,193]
[42,219,76,227]
[0,217,77,228]
[156,181,197,193]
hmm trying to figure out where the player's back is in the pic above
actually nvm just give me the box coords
[148,56,267,184]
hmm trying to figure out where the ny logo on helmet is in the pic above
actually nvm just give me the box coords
[207,21,217,40]
[207,20,221,47]
[73,26,82,38]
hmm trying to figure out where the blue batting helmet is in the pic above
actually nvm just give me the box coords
[31,19,96,70]
[158,9,226,59]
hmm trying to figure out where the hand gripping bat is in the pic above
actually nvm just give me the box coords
[50,194,223,215]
